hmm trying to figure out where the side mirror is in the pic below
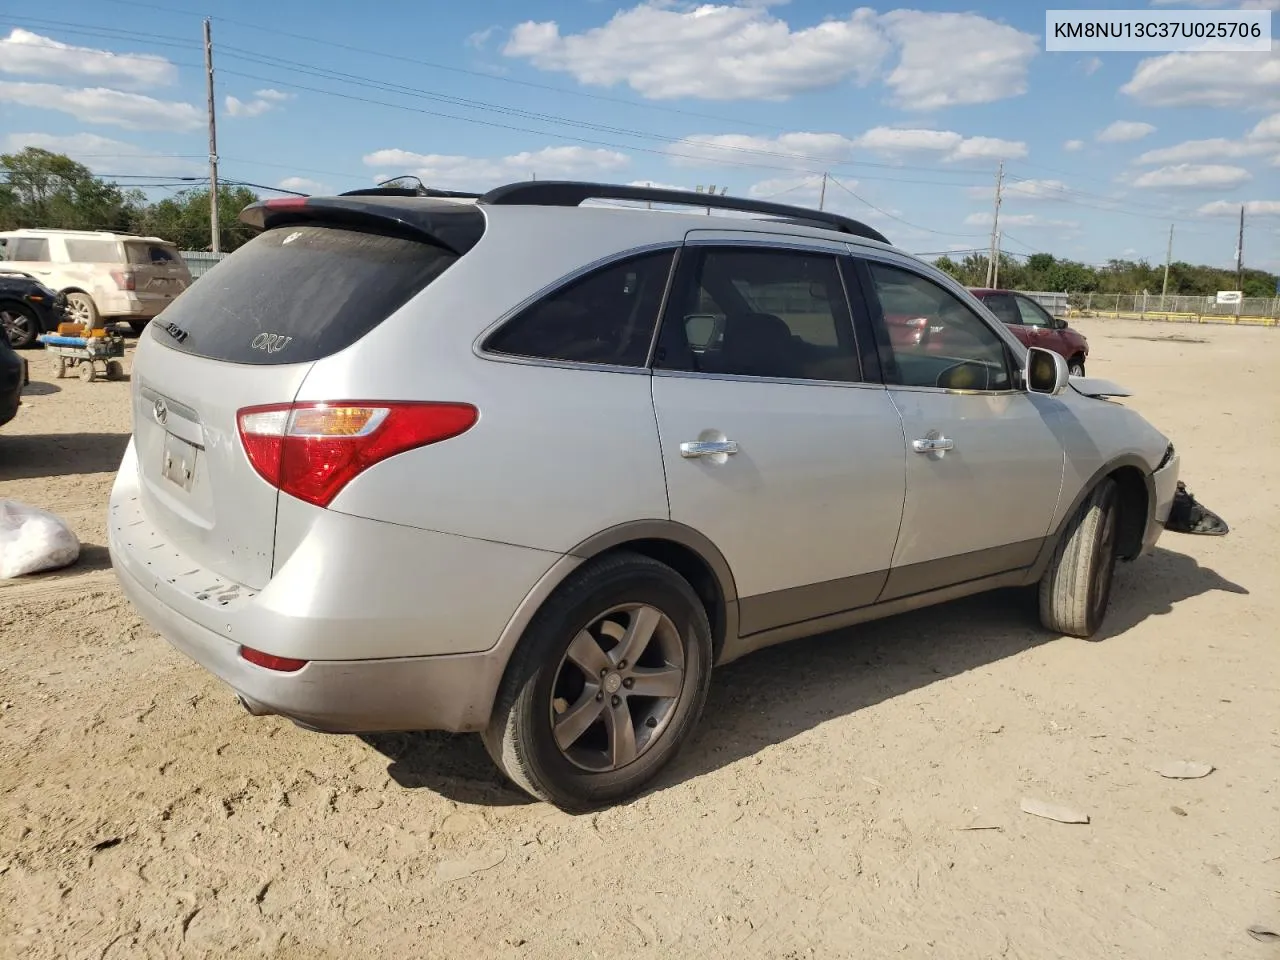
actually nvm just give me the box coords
[1025,346,1069,395]
[1055,317,1069,329]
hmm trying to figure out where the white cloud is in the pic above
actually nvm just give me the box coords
[225,89,292,119]
[502,4,1036,109]
[877,11,1038,110]
[964,212,1080,229]
[967,178,1070,201]
[362,145,630,189]
[0,81,201,131]
[1196,199,1280,217]
[467,26,499,50]
[1122,48,1280,109]
[1132,164,1252,189]
[1063,139,1085,152]
[504,4,889,101]
[1133,112,1280,164]
[666,127,1026,170]
[1096,120,1156,143]
[277,176,328,194]
[667,132,855,169]
[1,131,201,176]
[1079,56,1103,76]
[857,127,1026,161]
[0,28,176,89]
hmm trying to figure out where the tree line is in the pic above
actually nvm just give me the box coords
[2,147,1277,297]
[932,250,1275,299]
[0,148,259,252]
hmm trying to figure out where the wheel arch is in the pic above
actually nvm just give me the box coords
[568,521,740,663]
[1032,455,1154,578]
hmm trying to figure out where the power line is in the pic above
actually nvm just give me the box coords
[827,174,986,239]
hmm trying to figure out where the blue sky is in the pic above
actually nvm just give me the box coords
[0,0,1277,271]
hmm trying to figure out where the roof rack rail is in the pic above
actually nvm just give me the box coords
[477,180,890,245]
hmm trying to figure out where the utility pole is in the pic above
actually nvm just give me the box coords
[1235,205,1245,317]
[1235,205,1244,290]
[985,160,1004,287]
[818,172,827,211]
[992,230,1002,288]
[1161,223,1174,305]
[203,18,220,254]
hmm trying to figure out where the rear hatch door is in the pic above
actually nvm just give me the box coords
[130,212,474,589]
[124,240,191,313]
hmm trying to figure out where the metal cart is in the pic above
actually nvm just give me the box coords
[37,332,127,382]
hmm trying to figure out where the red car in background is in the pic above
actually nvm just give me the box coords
[968,288,1089,377]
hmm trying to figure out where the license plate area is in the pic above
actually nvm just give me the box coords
[161,431,199,491]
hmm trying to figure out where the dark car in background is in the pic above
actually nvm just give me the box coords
[969,288,1089,376]
[0,269,66,349]
[0,323,30,428]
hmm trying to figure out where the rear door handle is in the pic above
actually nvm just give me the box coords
[912,436,954,453]
[680,440,739,458]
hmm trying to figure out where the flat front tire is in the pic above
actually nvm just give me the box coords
[483,552,713,811]
[1039,478,1119,638]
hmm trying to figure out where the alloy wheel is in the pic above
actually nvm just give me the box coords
[549,603,686,773]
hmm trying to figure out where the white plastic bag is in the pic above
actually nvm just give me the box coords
[0,500,81,579]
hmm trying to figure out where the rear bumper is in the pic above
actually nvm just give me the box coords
[108,439,575,733]
[99,292,172,320]
[112,560,511,732]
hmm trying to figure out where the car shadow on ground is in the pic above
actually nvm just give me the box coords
[21,381,61,396]
[0,432,129,481]
[360,545,1247,809]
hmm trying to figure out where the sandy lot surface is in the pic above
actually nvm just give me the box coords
[1,318,1277,960]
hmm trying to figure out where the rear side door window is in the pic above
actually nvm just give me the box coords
[63,238,123,262]
[653,246,861,383]
[484,249,675,368]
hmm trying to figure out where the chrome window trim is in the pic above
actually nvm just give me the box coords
[472,241,682,373]
[651,367,888,391]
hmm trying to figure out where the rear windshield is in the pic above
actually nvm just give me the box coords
[64,238,124,262]
[125,241,181,266]
[152,225,459,364]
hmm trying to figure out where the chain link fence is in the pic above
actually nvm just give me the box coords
[1069,292,1280,324]
[179,250,227,280]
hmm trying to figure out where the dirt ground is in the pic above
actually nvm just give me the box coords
[1,318,1278,960]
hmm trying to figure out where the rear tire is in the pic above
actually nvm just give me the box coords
[1038,478,1119,639]
[105,359,124,381]
[483,552,713,811]
[64,292,99,327]
[1068,357,1086,377]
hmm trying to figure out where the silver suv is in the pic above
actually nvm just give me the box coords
[109,181,1181,810]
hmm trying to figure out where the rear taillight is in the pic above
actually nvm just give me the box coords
[109,268,136,291]
[236,401,478,507]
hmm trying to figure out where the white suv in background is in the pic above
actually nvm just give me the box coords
[0,228,192,334]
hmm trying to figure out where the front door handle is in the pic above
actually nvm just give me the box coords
[912,436,954,454]
[680,440,739,458]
